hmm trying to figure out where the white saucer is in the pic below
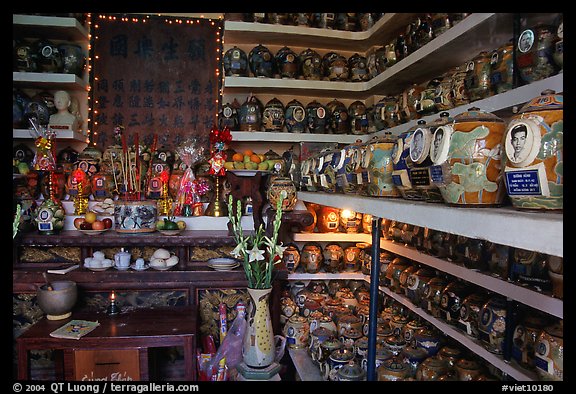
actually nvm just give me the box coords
[208,262,240,271]
[130,263,149,271]
[115,265,131,271]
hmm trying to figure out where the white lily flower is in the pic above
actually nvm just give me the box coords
[248,245,265,262]
[274,243,287,257]
[230,244,244,259]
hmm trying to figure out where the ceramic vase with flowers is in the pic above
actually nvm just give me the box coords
[228,193,287,368]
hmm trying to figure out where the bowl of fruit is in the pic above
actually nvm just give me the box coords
[74,211,113,234]
[223,149,276,176]
[155,215,186,235]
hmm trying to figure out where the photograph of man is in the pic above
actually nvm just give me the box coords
[410,129,425,162]
[518,29,534,53]
[431,127,444,162]
[510,123,528,163]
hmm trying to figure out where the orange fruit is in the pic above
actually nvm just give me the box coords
[250,154,262,164]
[232,152,244,162]
[243,149,254,157]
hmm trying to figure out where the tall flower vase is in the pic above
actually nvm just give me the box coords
[243,287,275,368]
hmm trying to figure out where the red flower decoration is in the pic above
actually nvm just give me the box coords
[72,168,86,182]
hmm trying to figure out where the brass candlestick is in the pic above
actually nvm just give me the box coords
[73,181,88,215]
[157,182,173,216]
[205,176,227,217]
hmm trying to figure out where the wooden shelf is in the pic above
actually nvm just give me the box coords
[223,14,417,52]
[13,72,89,91]
[378,74,564,137]
[223,14,515,100]
[288,348,323,381]
[298,191,563,258]
[292,232,371,243]
[378,285,539,381]
[16,230,238,248]
[13,14,89,42]
[381,240,563,319]
[287,272,368,281]
[231,131,364,144]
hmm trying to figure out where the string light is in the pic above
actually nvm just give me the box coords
[90,13,223,147]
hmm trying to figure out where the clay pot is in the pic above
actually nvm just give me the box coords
[464,51,493,102]
[223,46,248,76]
[414,328,442,357]
[323,243,344,273]
[478,296,508,354]
[348,53,369,82]
[502,90,563,211]
[326,348,355,381]
[439,280,474,324]
[275,46,299,79]
[512,312,550,370]
[282,244,301,273]
[248,44,275,78]
[377,357,410,381]
[438,107,507,206]
[455,358,484,381]
[422,275,448,317]
[416,356,449,381]
[284,315,310,349]
[458,291,490,338]
[515,24,560,84]
[285,99,307,133]
[490,40,514,95]
[299,48,323,81]
[300,242,324,274]
[533,320,563,381]
[365,135,401,198]
[267,176,297,211]
[336,360,366,381]
[317,206,340,233]
[262,97,285,132]
[238,95,263,131]
[305,100,328,133]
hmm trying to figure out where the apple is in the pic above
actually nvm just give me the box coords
[85,211,97,224]
[74,217,86,229]
[92,220,105,231]
[102,218,113,229]
[80,222,93,230]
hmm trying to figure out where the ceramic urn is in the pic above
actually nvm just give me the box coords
[502,90,563,211]
[437,107,507,206]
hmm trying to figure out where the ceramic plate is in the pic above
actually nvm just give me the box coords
[208,263,240,271]
[207,257,240,266]
[228,170,271,177]
[130,263,150,271]
[84,265,112,272]
[114,265,131,271]
[149,261,178,271]
[78,229,110,235]
[158,229,183,236]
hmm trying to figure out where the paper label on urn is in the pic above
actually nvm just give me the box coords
[505,163,549,197]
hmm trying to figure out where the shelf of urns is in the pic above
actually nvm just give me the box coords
[13,14,91,152]
[223,13,418,53]
[376,283,539,381]
[290,231,562,319]
[222,13,513,100]
[296,192,563,259]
